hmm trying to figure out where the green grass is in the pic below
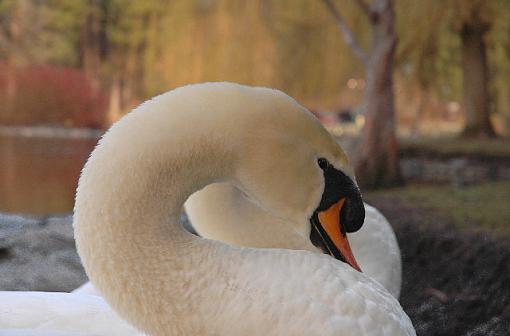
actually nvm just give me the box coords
[366,182,510,239]
[400,136,510,158]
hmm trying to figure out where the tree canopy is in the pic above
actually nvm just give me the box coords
[0,0,508,133]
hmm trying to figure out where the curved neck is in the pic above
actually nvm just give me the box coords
[72,83,339,335]
[73,99,238,335]
[186,183,319,252]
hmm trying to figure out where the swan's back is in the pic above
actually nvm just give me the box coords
[0,292,140,336]
[215,248,414,336]
[186,183,402,298]
[349,204,402,298]
[73,282,99,296]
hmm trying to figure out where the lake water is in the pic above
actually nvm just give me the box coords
[0,135,98,216]
[0,127,357,217]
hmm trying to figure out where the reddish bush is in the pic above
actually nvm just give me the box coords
[0,63,107,128]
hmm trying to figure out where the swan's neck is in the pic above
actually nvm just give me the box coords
[186,183,319,252]
[73,105,238,335]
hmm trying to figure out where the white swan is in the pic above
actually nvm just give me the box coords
[1,83,414,335]
[185,183,402,298]
[74,82,414,335]
[0,291,140,335]
[75,191,401,299]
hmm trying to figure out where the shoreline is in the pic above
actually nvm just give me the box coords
[0,125,104,140]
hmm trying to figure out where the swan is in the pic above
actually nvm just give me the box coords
[74,190,401,299]
[2,208,400,336]
[184,183,402,298]
[0,291,140,335]
[1,82,414,335]
[74,82,414,335]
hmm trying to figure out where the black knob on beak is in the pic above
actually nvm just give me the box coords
[316,157,365,233]
[341,194,365,233]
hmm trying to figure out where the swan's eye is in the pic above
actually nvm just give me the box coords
[318,158,329,170]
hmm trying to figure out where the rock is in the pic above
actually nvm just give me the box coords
[0,214,87,292]
[0,212,195,292]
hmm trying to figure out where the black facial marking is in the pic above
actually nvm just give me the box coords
[308,158,365,265]
[315,158,365,233]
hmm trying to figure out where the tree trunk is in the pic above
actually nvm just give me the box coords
[5,2,24,119]
[4,64,18,124]
[410,88,427,138]
[79,0,107,89]
[460,23,496,137]
[106,77,122,126]
[354,0,401,189]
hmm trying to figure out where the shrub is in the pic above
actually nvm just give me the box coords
[0,63,107,128]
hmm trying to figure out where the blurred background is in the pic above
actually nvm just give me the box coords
[0,0,509,335]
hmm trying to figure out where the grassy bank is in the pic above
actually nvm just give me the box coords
[365,181,510,240]
[400,136,510,158]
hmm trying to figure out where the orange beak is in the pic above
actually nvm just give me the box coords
[317,198,362,272]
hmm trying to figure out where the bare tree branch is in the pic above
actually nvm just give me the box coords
[321,0,368,63]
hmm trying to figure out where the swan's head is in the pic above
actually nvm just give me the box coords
[228,84,365,271]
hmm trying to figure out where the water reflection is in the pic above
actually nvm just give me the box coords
[0,135,98,215]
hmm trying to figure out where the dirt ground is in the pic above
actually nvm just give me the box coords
[368,196,510,336]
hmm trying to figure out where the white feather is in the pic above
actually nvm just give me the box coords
[184,183,402,298]
[0,292,141,335]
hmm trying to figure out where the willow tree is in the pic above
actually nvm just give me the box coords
[79,0,106,86]
[0,0,84,121]
[321,0,400,188]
